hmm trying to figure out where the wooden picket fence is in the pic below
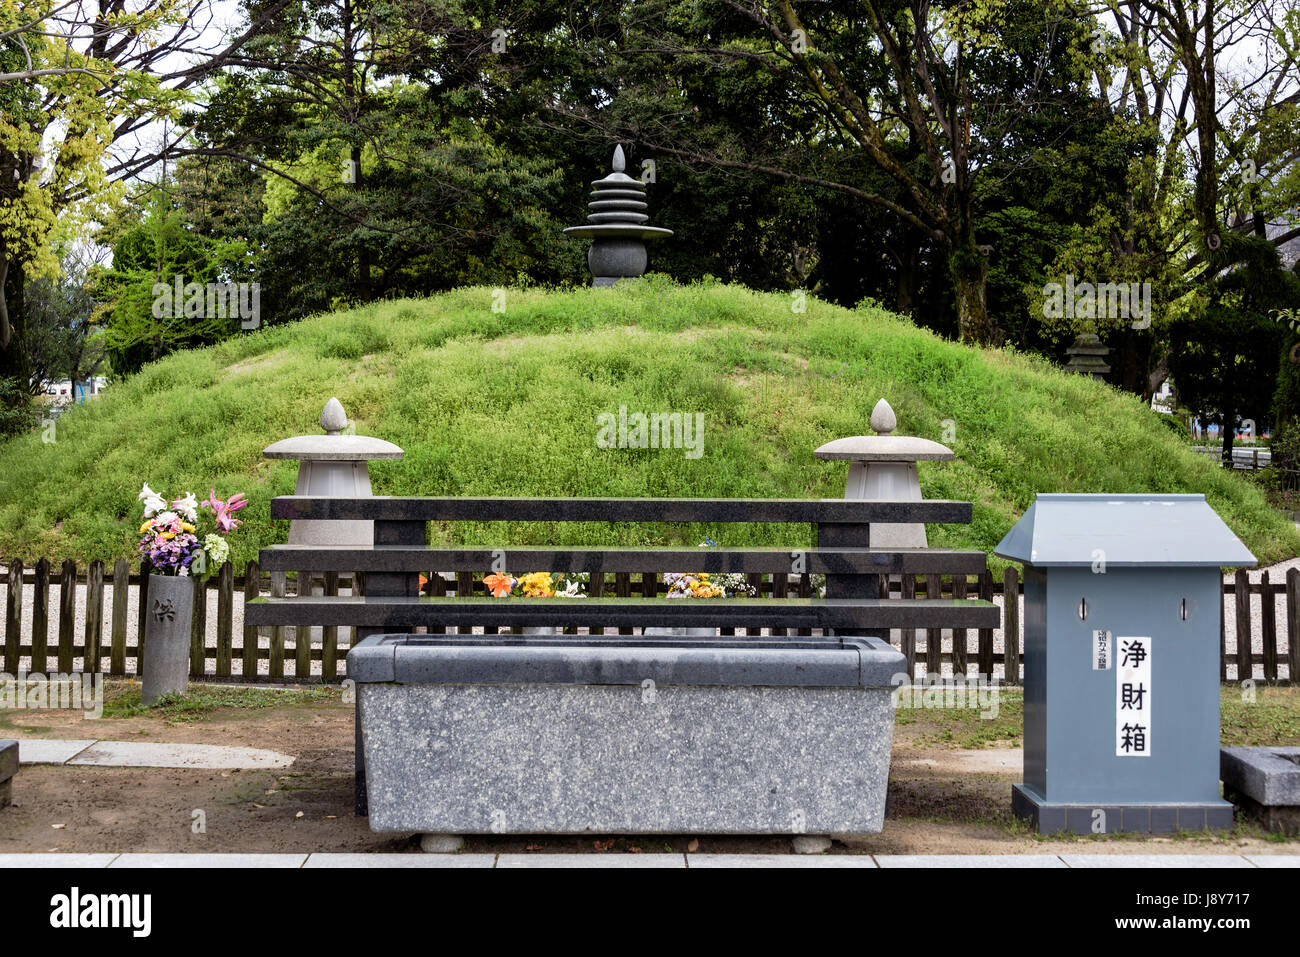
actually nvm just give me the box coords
[0,559,1295,685]
[0,558,357,682]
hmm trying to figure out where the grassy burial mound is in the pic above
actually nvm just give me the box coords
[1,275,1294,567]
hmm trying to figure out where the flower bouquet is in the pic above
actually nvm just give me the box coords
[136,484,247,705]
[483,571,588,599]
[481,571,588,635]
[137,484,247,580]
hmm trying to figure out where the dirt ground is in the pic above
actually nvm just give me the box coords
[1,683,1297,857]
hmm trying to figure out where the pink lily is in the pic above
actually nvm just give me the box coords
[203,489,249,533]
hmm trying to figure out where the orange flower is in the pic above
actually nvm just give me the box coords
[484,573,514,598]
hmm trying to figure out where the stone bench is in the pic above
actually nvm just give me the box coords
[246,494,999,839]
[0,740,16,808]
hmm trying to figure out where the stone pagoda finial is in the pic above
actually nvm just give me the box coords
[321,397,348,435]
[869,398,897,436]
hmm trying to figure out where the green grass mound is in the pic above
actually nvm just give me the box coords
[1,275,1294,567]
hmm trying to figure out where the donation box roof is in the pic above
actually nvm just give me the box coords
[994,494,1256,568]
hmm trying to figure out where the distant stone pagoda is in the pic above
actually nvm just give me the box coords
[1064,333,1111,380]
[564,145,672,286]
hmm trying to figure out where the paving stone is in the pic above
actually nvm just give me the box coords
[67,741,294,770]
[110,853,307,868]
[15,739,96,765]
[304,853,495,868]
[875,854,1065,868]
[688,854,877,868]
[1060,854,1253,868]
[0,853,117,868]
[496,854,685,868]
[1243,855,1300,868]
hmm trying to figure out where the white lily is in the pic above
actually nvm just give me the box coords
[172,492,199,523]
[138,483,168,518]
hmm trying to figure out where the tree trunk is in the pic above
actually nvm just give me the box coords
[1221,407,1237,468]
[949,254,993,346]
[895,232,919,316]
[353,143,371,301]
[1117,327,1154,401]
[0,255,28,385]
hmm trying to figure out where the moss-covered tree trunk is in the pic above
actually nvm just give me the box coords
[949,243,993,346]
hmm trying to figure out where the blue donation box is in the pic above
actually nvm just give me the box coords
[995,494,1255,834]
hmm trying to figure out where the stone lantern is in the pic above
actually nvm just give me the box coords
[814,398,953,548]
[262,398,404,546]
[563,145,673,286]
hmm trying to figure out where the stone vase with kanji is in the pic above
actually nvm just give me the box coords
[141,573,194,705]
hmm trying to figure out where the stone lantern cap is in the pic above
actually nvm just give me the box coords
[262,397,404,461]
[814,398,953,462]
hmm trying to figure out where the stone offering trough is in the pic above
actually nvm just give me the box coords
[347,633,903,835]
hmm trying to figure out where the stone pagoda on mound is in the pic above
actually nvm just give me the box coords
[1064,332,1111,380]
[563,145,672,286]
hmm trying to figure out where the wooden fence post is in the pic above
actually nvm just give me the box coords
[243,561,261,678]
[296,571,313,679]
[925,574,942,677]
[32,558,49,673]
[1003,567,1020,686]
[1261,570,1278,684]
[1234,569,1252,683]
[588,571,605,636]
[58,559,76,673]
[952,574,968,676]
[269,571,286,679]
[900,574,917,679]
[4,559,21,675]
[978,568,994,680]
[85,560,104,674]
[190,575,207,678]
[797,573,812,637]
[321,568,338,680]
[615,572,631,636]
[137,560,151,673]
[216,562,233,677]
[771,572,788,637]
[110,559,129,675]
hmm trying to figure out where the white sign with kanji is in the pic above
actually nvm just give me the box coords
[1116,635,1152,757]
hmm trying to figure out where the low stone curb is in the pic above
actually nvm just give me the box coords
[0,853,1295,868]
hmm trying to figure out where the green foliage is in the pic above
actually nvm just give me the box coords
[1170,237,1300,438]
[0,280,1293,565]
[93,189,254,375]
[0,376,35,438]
